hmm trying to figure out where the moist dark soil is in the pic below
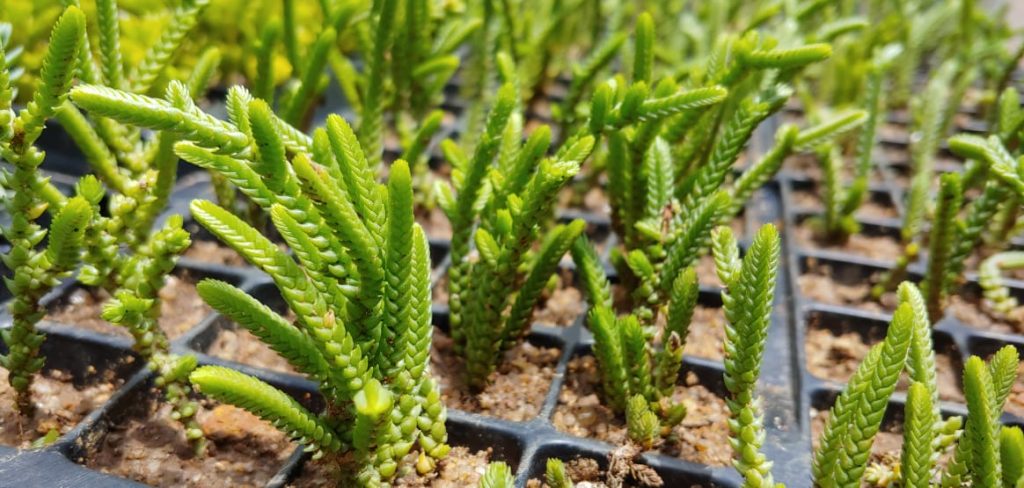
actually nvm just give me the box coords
[183,241,247,266]
[794,225,904,262]
[206,327,297,374]
[947,295,1024,335]
[789,190,899,220]
[810,406,955,477]
[0,367,122,448]
[417,206,452,240]
[524,450,669,488]
[681,306,727,361]
[810,407,903,467]
[431,274,581,328]
[797,262,898,312]
[86,399,294,488]
[431,329,559,421]
[695,253,724,288]
[552,356,733,467]
[289,446,492,487]
[804,327,964,403]
[46,274,211,340]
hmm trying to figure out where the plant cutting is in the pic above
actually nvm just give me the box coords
[713,224,780,487]
[0,6,91,415]
[439,81,592,390]
[186,151,449,484]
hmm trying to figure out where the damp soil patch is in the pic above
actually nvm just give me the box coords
[797,261,898,312]
[431,329,559,422]
[183,241,247,267]
[804,324,963,403]
[206,327,297,375]
[552,356,733,467]
[0,366,122,448]
[46,273,211,340]
[789,189,899,221]
[431,275,582,328]
[85,398,294,488]
[946,295,1024,335]
[794,224,904,262]
[289,446,493,487]
[525,452,668,488]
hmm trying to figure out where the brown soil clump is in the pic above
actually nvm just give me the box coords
[417,206,452,240]
[207,327,297,374]
[794,225,903,262]
[797,263,898,312]
[947,295,1024,335]
[47,274,211,339]
[184,241,246,266]
[0,367,120,448]
[432,276,581,328]
[552,356,732,467]
[290,447,493,487]
[804,327,963,403]
[86,400,293,488]
[431,329,559,421]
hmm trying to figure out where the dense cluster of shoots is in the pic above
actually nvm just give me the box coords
[67,71,450,482]
[813,281,1023,488]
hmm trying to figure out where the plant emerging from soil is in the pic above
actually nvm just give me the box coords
[67,58,451,481]
[440,82,593,390]
[0,6,91,415]
[712,224,780,487]
[814,281,1023,487]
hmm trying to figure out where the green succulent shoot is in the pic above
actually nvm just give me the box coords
[0,6,91,416]
[66,66,449,481]
[712,224,781,488]
[815,280,1023,488]
[439,82,593,390]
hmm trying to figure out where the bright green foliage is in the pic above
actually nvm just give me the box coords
[626,393,661,450]
[949,134,1024,200]
[980,252,1024,315]
[922,173,962,322]
[187,162,446,483]
[190,366,341,454]
[545,458,573,488]
[571,243,688,444]
[0,6,89,415]
[1003,427,1024,488]
[901,382,936,488]
[813,296,915,487]
[940,346,1020,488]
[963,356,1003,487]
[902,64,955,244]
[440,83,591,390]
[479,462,515,488]
[714,224,780,488]
[76,74,450,481]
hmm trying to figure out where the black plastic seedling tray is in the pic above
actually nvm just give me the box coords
[772,107,1024,454]
[5,76,1023,487]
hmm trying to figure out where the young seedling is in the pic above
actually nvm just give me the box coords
[185,155,448,483]
[804,47,899,244]
[479,461,515,488]
[440,82,592,390]
[816,281,1022,487]
[712,224,780,487]
[0,7,92,415]
[812,284,916,487]
[980,251,1024,322]
[66,70,450,482]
